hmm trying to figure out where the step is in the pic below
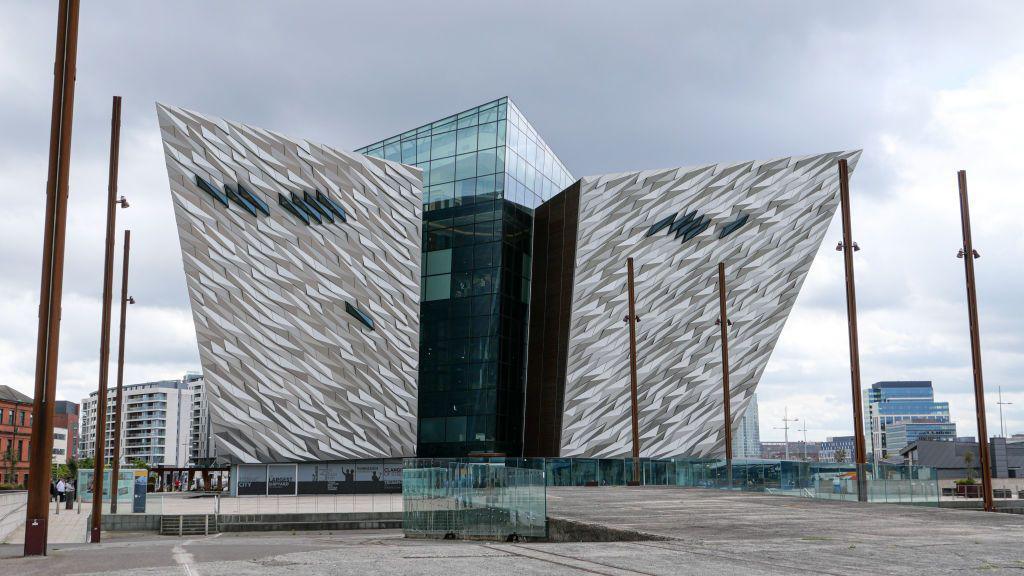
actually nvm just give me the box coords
[159,514,218,536]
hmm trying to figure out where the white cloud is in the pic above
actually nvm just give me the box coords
[759,55,1024,441]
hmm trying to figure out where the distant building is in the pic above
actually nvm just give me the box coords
[820,435,855,463]
[0,385,33,486]
[761,441,820,461]
[732,394,761,458]
[902,437,1023,480]
[52,427,69,464]
[864,381,955,463]
[53,400,79,461]
[186,373,214,467]
[1008,434,1024,445]
[80,376,193,467]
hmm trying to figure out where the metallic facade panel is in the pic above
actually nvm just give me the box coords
[560,151,861,458]
[157,104,422,464]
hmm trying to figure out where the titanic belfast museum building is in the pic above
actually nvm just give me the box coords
[158,97,858,493]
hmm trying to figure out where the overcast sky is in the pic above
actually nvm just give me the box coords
[2,1,1023,443]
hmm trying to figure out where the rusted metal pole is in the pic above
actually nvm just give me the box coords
[24,0,81,556]
[957,170,994,512]
[109,230,131,513]
[838,158,869,503]
[90,95,122,542]
[626,257,641,485]
[717,262,733,487]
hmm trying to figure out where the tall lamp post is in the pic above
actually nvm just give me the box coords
[90,96,128,543]
[774,408,798,460]
[956,169,994,512]
[835,158,869,503]
[109,230,134,513]
[997,386,1011,439]
[24,0,82,556]
[715,262,734,487]
[623,257,642,485]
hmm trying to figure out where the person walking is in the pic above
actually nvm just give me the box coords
[56,478,66,502]
[49,481,57,502]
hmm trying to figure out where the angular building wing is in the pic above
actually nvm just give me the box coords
[157,104,422,464]
[526,151,860,458]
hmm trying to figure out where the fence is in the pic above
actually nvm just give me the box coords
[0,491,27,541]
[403,459,546,540]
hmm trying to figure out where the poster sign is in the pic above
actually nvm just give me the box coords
[237,464,268,496]
[132,470,147,513]
[267,464,297,495]
[77,469,139,503]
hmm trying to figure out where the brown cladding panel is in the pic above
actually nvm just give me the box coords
[523,181,581,457]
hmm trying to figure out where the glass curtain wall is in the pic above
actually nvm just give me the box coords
[356,98,573,457]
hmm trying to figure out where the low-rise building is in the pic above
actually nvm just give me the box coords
[820,436,856,463]
[0,385,33,486]
[901,437,1023,480]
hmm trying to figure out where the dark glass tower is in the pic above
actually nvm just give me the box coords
[356,97,573,457]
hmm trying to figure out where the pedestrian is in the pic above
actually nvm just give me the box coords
[56,478,66,502]
[49,481,57,502]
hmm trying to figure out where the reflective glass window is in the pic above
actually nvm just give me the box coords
[478,122,497,149]
[430,157,455,184]
[477,148,496,176]
[476,174,496,196]
[455,152,477,180]
[401,140,416,164]
[456,126,478,154]
[416,137,431,163]
[455,178,476,200]
[424,274,451,301]
[445,417,467,442]
[428,183,454,205]
[420,418,445,443]
[384,141,401,162]
[425,248,452,276]
[431,131,456,159]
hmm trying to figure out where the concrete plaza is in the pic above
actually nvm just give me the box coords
[1,493,403,545]
[0,487,1022,574]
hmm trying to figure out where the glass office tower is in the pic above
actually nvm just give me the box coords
[356,97,573,456]
[864,381,955,461]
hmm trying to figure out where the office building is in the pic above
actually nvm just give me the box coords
[53,400,79,461]
[820,435,855,463]
[864,381,955,461]
[159,103,422,469]
[0,385,33,485]
[52,427,69,465]
[733,393,761,459]
[79,377,192,466]
[524,151,858,458]
[355,97,572,457]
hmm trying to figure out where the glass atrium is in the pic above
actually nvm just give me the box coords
[356,97,573,457]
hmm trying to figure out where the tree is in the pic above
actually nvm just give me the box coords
[129,458,149,470]
[963,450,975,481]
[78,456,95,472]
[835,448,847,463]
[51,463,73,481]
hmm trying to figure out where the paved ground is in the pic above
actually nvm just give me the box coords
[0,487,1021,575]
[1,493,402,546]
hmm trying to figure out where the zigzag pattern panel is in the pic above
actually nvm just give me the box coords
[561,151,861,458]
[157,104,422,464]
